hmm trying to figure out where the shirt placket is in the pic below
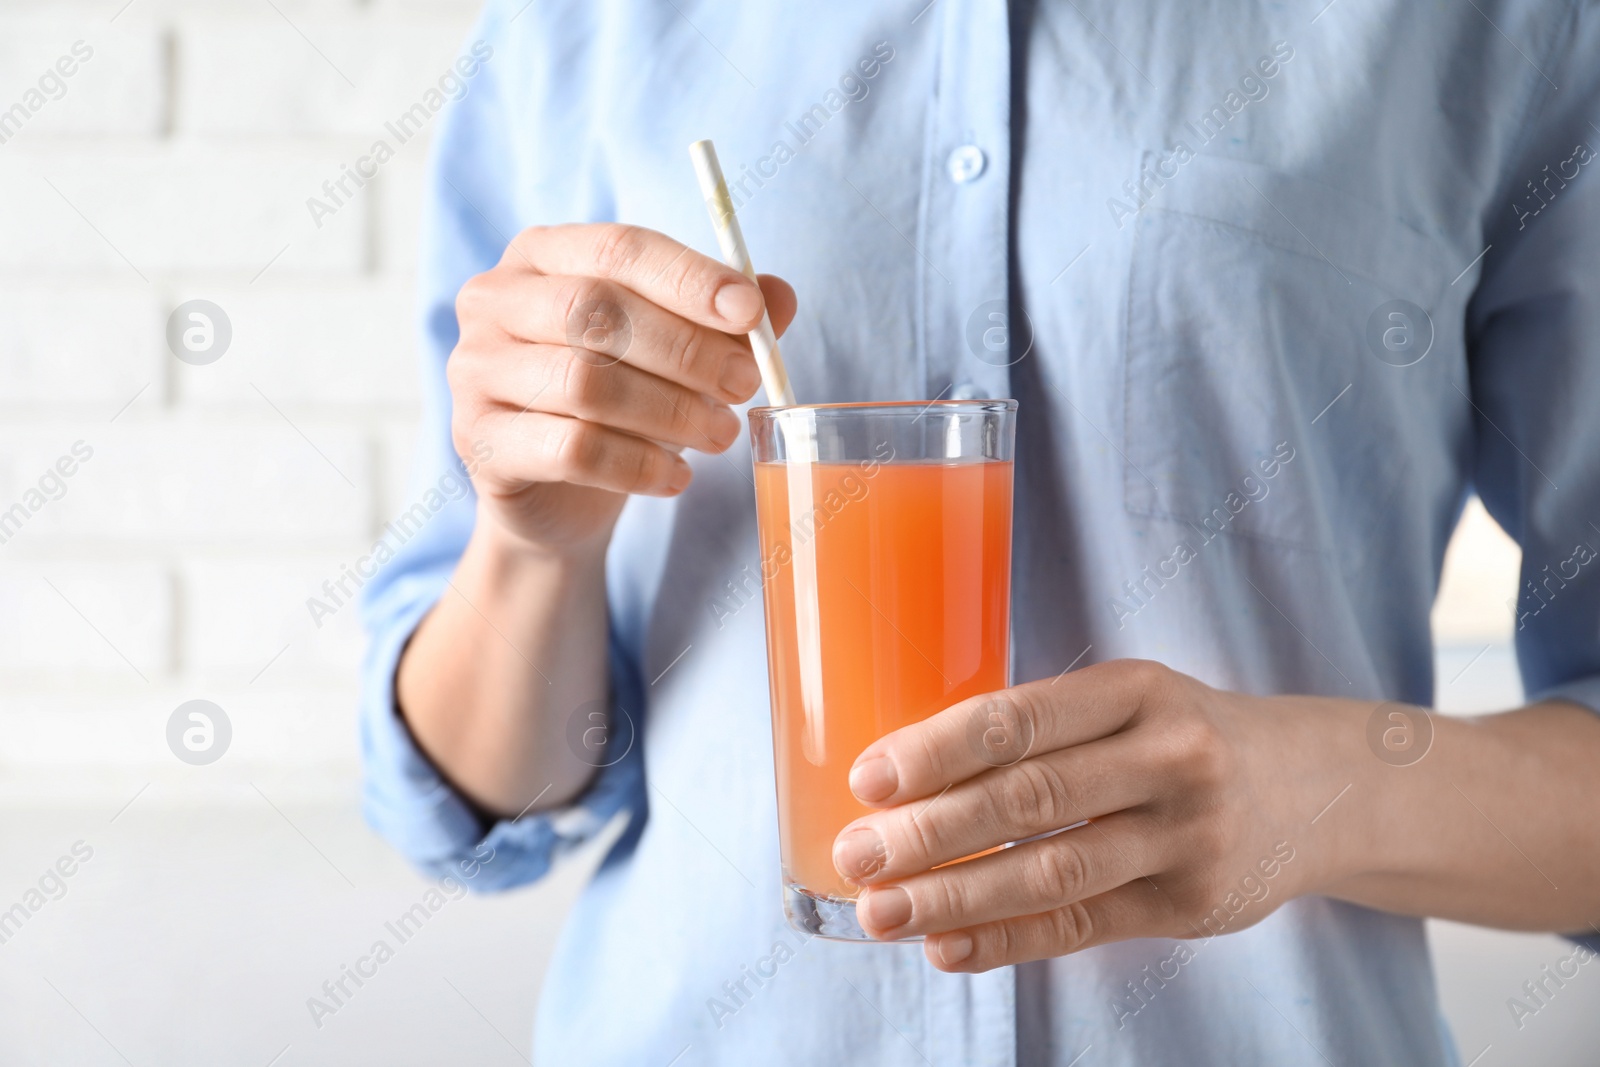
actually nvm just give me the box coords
[917,0,1016,407]
[916,1,1018,1065]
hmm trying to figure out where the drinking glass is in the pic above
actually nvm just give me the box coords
[748,399,1017,940]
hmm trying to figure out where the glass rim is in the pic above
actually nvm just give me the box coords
[748,398,1017,421]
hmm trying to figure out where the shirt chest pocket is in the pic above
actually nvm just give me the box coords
[1122,154,1460,556]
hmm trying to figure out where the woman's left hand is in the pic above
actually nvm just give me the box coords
[832,659,1357,972]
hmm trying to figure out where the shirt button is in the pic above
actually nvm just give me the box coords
[945,145,987,183]
[949,382,984,400]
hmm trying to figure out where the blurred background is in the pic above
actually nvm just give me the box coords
[0,2,1593,1064]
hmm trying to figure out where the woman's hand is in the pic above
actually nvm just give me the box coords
[397,226,796,817]
[831,660,1354,972]
[448,222,796,556]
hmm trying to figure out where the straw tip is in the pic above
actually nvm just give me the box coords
[688,138,715,155]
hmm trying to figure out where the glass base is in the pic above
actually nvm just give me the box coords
[782,881,923,943]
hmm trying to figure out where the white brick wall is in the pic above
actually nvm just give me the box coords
[172,284,419,408]
[176,17,481,135]
[0,147,369,275]
[0,563,172,678]
[0,286,162,405]
[0,19,165,137]
[0,0,482,802]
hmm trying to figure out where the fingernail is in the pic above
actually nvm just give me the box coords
[666,457,693,493]
[709,404,740,447]
[936,932,973,967]
[714,281,762,325]
[849,757,897,803]
[860,886,912,932]
[833,827,887,885]
[718,353,761,399]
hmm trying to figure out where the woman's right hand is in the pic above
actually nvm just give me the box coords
[447,222,798,556]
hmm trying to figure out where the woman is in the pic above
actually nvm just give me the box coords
[362,1,1600,1062]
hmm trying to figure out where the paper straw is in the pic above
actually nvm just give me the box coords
[688,139,797,407]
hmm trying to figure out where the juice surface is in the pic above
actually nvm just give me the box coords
[754,458,1012,901]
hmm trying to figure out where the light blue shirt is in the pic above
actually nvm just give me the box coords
[360,1,1600,1063]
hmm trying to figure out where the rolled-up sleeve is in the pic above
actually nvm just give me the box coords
[360,581,645,891]
[1454,4,1600,953]
[358,1,643,892]
[1465,2,1600,722]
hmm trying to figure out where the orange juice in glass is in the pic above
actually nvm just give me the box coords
[748,400,1016,939]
